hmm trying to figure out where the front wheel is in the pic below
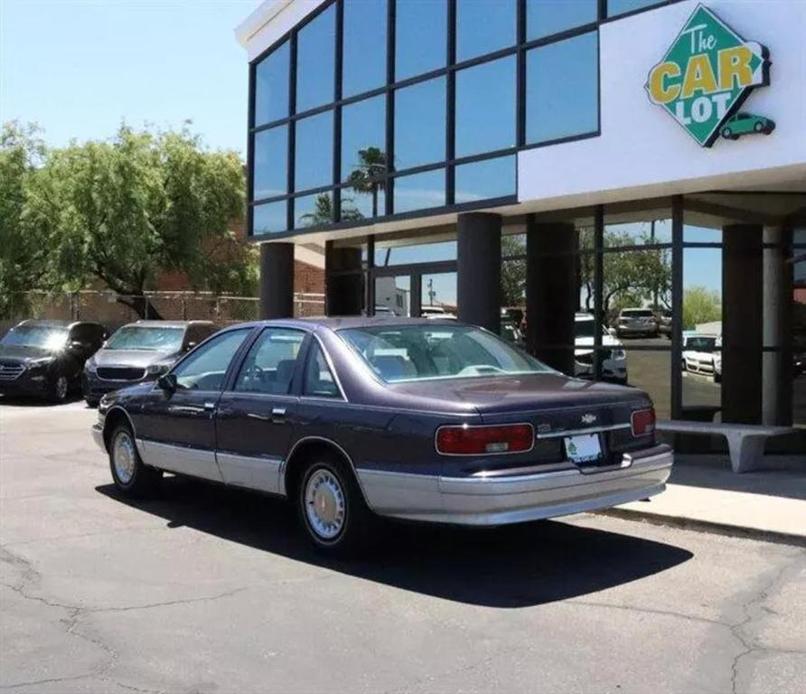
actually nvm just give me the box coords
[109,425,161,497]
[297,455,375,557]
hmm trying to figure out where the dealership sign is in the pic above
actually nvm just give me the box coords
[646,4,773,147]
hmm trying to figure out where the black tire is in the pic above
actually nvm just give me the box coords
[754,122,763,133]
[108,424,161,497]
[296,453,376,557]
[48,374,69,403]
[722,127,732,139]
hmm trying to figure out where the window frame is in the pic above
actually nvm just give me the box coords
[247,0,686,240]
[168,328,253,393]
[230,326,309,397]
[301,336,346,400]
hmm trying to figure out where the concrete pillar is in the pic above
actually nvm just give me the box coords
[526,217,578,374]
[259,243,295,319]
[763,226,792,425]
[722,225,763,424]
[457,213,502,333]
[326,245,363,316]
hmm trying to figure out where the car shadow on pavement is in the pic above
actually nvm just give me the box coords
[96,476,693,608]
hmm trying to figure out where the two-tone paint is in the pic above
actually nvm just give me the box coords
[92,318,673,526]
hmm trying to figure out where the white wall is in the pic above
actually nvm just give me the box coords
[517,0,806,209]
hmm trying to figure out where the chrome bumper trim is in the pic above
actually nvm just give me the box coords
[357,444,673,526]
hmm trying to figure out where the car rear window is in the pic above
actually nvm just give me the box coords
[339,324,551,383]
[621,309,654,317]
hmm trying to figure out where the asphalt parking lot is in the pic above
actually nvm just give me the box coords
[1,399,805,694]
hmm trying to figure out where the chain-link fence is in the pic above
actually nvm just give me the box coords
[1,290,326,336]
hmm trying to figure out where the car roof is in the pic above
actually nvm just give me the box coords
[126,320,213,328]
[219,316,469,332]
[17,319,103,329]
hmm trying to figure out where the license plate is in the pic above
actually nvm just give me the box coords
[564,433,602,464]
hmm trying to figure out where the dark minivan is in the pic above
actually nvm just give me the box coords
[82,320,217,406]
[0,320,107,402]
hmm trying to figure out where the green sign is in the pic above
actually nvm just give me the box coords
[646,4,773,147]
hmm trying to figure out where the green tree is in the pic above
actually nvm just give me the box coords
[346,146,387,218]
[28,125,247,318]
[682,286,721,330]
[501,235,526,306]
[0,122,51,319]
[300,193,363,227]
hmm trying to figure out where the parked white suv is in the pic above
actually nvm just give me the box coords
[682,332,721,380]
[574,313,628,384]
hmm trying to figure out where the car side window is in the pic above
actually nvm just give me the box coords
[233,328,306,395]
[303,342,340,398]
[173,329,250,391]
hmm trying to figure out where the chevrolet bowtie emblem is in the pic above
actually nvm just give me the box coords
[581,413,597,425]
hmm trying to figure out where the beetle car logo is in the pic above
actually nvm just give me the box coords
[581,413,597,425]
[646,4,773,147]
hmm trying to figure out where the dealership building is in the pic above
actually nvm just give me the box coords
[236,0,806,447]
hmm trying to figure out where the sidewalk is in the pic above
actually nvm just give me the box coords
[606,454,806,546]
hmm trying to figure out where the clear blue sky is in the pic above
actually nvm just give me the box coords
[1,0,255,155]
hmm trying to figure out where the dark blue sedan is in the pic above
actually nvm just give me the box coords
[92,318,672,555]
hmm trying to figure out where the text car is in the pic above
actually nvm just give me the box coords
[92,318,673,555]
[0,320,107,402]
[83,320,217,406]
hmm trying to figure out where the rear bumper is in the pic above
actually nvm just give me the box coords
[357,444,673,526]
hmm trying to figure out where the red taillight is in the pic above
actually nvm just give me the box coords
[436,424,534,455]
[631,408,656,437]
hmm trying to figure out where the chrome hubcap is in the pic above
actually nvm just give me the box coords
[113,432,136,484]
[55,376,68,400]
[304,469,345,540]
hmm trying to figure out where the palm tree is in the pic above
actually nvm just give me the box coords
[346,146,387,218]
[299,192,364,227]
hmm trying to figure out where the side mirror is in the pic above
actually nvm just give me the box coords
[69,340,84,351]
[157,373,177,392]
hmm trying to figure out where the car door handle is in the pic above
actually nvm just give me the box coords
[271,406,286,423]
[204,402,216,411]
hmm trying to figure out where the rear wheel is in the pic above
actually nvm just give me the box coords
[109,424,161,497]
[296,454,375,557]
[754,122,764,133]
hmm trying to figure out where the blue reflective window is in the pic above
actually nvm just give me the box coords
[394,77,446,170]
[295,110,334,191]
[393,169,446,214]
[342,95,387,219]
[342,186,385,221]
[608,0,666,18]
[526,32,598,144]
[253,126,288,200]
[254,42,289,126]
[295,192,333,228]
[296,5,335,112]
[456,0,516,62]
[395,0,447,80]
[455,56,516,158]
[454,155,516,203]
[527,0,598,40]
[341,95,386,183]
[343,0,387,98]
[253,201,287,235]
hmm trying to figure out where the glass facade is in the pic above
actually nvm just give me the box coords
[248,0,679,237]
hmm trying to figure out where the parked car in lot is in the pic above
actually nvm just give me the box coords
[682,333,720,379]
[83,320,217,406]
[93,317,673,555]
[574,313,627,384]
[615,308,658,338]
[0,320,107,402]
[656,309,672,338]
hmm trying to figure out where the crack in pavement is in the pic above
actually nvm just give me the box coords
[567,598,732,628]
[0,546,244,692]
[726,553,806,694]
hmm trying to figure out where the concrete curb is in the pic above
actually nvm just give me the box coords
[596,508,806,548]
